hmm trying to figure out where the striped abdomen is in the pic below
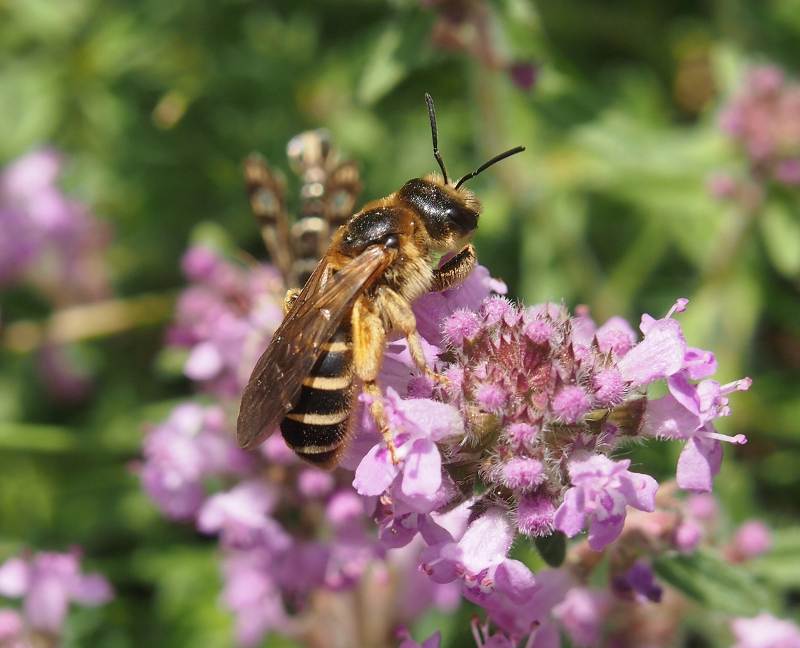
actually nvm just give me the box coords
[280,326,354,467]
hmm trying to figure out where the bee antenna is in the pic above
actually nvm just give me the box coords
[425,93,450,185]
[454,146,526,190]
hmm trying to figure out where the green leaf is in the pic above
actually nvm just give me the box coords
[535,531,567,567]
[760,201,800,278]
[653,550,776,616]
[358,14,434,104]
[751,527,800,588]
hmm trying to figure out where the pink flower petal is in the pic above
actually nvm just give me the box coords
[553,489,586,538]
[618,471,658,512]
[394,398,464,442]
[587,515,625,550]
[493,559,537,603]
[401,438,442,497]
[618,319,686,386]
[642,394,702,439]
[458,508,515,574]
[353,444,398,496]
[677,436,722,492]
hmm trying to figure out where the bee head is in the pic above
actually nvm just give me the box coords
[396,175,481,243]
[402,93,524,246]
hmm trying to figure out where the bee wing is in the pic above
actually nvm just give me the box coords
[236,244,394,449]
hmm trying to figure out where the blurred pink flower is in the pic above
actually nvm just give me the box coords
[140,403,253,519]
[397,628,441,648]
[168,246,284,397]
[0,609,24,647]
[553,587,611,647]
[0,148,111,301]
[611,561,662,603]
[727,520,772,562]
[718,64,800,192]
[731,613,800,648]
[0,550,112,635]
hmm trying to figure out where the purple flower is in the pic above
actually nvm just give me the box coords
[717,64,800,192]
[0,208,38,285]
[552,386,591,424]
[644,373,750,492]
[197,480,290,550]
[673,518,703,552]
[516,492,557,537]
[554,454,658,550]
[467,569,570,644]
[470,615,559,648]
[141,175,755,647]
[507,61,539,92]
[397,628,441,648]
[0,148,112,301]
[611,561,663,603]
[168,248,284,397]
[0,609,23,647]
[616,300,688,387]
[141,403,252,519]
[221,547,290,647]
[595,316,637,356]
[730,613,800,648]
[420,507,517,587]
[686,492,718,520]
[353,388,463,513]
[413,264,505,348]
[727,520,772,562]
[0,550,112,635]
[390,540,461,620]
[552,587,611,647]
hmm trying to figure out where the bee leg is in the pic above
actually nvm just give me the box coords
[363,381,399,464]
[283,288,301,315]
[431,243,477,292]
[352,297,399,464]
[379,288,446,385]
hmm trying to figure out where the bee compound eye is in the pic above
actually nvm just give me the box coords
[383,235,399,249]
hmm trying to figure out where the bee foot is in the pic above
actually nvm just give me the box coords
[388,442,400,465]
[380,427,400,465]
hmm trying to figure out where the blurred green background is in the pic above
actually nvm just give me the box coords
[1,0,799,645]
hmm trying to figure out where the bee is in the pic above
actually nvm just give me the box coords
[237,94,524,468]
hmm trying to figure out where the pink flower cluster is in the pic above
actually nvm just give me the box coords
[144,236,755,646]
[140,404,460,646]
[0,148,111,302]
[344,288,750,642]
[0,549,112,643]
[143,249,465,646]
[1,148,113,402]
[166,246,284,398]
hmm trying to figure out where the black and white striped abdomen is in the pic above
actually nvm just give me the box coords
[280,326,354,467]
